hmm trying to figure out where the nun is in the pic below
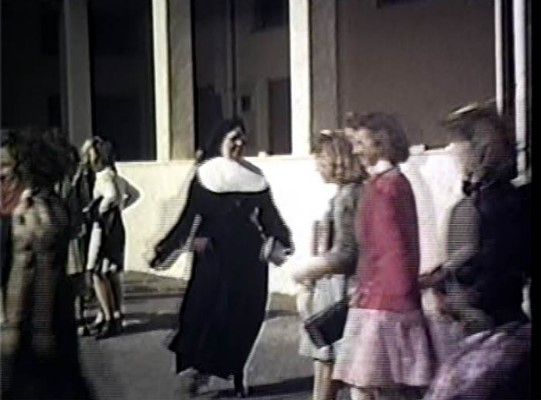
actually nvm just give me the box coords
[151,118,292,397]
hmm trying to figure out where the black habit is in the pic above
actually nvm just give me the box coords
[155,157,291,379]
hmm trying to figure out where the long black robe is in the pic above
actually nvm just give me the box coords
[156,169,291,379]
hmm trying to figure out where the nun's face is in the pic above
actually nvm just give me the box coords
[221,127,246,160]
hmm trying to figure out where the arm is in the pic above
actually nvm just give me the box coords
[292,255,344,283]
[259,189,292,251]
[117,175,141,210]
[419,202,480,289]
[294,189,358,282]
[152,179,200,266]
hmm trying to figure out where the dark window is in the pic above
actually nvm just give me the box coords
[268,79,291,155]
[1,0,61,128]
[189,0,291,156]
[40,2,60,56]
[88,0,156,161]
[253,0,288,31]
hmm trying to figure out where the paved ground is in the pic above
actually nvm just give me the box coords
[78,272,342,400]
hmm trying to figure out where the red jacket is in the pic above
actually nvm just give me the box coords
[353,168,422,312]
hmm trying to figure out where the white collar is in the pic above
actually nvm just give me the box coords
[197,157,269,193]
[366,159,395,177]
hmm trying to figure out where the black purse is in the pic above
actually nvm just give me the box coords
[303,297,349,348]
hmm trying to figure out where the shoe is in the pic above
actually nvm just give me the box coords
[234,374,248,398]
[95,320,116,340]
[88,317,105,331]
[113,316,124,334]
[78,324,92,337]
[188,372,210,396]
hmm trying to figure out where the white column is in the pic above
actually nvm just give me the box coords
[169,0,195,159]
[513,0,527,180]
[63,0,93,148]
[152,0,171,162]
[494,0,504,114]
[289,0,311,156]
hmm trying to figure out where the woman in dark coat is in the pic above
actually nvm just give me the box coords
[421,102,531,400]
[419,103,529,331]
[151,118,292,397]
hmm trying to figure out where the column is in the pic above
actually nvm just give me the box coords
[289,0,311,156]
[152,0,171,161]
[168,0,196,159]
[63,0,92,148]
[311,0,338,134]
[513,0,528,180]
[494,0,504,114]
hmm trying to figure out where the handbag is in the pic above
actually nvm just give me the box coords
[303,255,349,348]
[303,297,349,348]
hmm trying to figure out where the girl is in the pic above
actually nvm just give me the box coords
[85,137,126,339]
[334,113,433,400]
[292,130,366,400]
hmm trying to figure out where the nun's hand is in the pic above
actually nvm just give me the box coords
[193,237,210,254]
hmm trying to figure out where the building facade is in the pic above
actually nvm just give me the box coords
[1,0,531,294]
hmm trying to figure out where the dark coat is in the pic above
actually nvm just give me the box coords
[2,189,91,399]
[155,167,291,378]
[443,181,529,328]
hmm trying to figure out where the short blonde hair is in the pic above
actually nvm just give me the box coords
[315,130,367,184]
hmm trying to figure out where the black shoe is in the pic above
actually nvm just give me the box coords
[234,374,248,398]
[78,324,92,337]
[88,317,105,332]
[95,320,116,340]
[113,317,124,334]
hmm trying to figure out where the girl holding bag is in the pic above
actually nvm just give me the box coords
[291,130,366,400]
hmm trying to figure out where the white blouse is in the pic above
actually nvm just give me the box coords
[93,167,121,214]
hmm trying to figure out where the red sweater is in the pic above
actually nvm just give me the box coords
[353,168,422,312]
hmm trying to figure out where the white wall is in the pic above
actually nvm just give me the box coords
[117,146,466,298]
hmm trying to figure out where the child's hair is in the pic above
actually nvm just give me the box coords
[345,112,410,164]
[1,127,72,189]
[87,136,117,171]
[315,130,367,184]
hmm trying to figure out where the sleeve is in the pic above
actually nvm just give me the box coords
[30,199,66,356]
[259,189,292,250]
[443,201,480,274]
[370,178,420,296]
[119,176,140,210]
[323,186,360,274]
[154,178,201,263]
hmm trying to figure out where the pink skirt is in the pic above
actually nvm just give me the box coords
[333,308,434,388]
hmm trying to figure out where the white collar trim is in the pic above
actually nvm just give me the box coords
[197,157,269,193]
[367,159,395,177]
